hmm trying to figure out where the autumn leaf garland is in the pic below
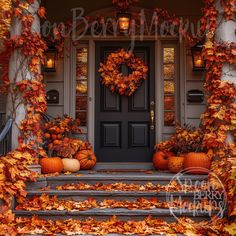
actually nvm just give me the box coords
[0,0,48,160]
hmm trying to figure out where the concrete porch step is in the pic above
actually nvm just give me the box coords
[27,171,208,190]
[93,162,155,170]
[24,190,205,202]
[14,208,213,222]
[22,169,215,228]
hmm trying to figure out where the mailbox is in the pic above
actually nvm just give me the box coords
[187,90,204,103]
[46,90,59,104]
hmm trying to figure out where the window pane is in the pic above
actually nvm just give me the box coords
[76,96,87,111]
[76,48,88,80]
[164,95,175,110]
[164,81,175,94]
[76,111,87,126]
[77,64,87,80]
[164,48,175,63]
[76,47,88,126]
[163,64,175,80]
[76,81,88,95]
[163,46,176,127]
[164,111,175,126]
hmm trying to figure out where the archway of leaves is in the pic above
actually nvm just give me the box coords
[0,0,235,234]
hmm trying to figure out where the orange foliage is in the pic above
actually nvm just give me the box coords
[0,151,37,206]
[99,48,148,96]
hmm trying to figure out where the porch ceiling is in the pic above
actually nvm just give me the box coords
[41,0,204,23]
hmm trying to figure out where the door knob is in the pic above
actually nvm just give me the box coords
[150,101,155,130]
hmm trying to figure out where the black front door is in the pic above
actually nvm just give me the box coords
[95,42,155,162]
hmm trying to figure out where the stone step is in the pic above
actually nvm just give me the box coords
[25,190,207,202]
[14,208,214,222]
[27,171,208,189]
[93,162,154,170]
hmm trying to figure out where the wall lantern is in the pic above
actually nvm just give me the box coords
[44,47,57,72]
[191,42,205,72]
[117,12,131,34]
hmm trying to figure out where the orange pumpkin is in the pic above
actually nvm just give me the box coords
[75,150,97,170]
[168,156,185,173]
[184,152,211,174]
[40,157,63,174]
[153,151,174,170]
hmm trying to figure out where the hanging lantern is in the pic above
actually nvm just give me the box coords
[117,12,131,34]
[191,42,205,72]
[44,47,57,72]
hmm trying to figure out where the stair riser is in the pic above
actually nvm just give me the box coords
[24,194,202,203]
[26,181,47,190]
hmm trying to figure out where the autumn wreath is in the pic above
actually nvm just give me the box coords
[99,48,148,96]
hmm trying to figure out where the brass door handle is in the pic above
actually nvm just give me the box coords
[150,110,155,130]
[150,101,155,130]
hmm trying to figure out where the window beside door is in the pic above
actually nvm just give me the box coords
[163,47,177,128]
[76,47,88,126]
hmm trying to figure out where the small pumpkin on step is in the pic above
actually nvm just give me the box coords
[152,151,175,170]
[62,158,80,173]
[40,157,64,174]
[168,156,185,173]
[75,150,97,170]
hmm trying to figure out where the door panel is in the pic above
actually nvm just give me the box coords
[128,80,149,111]
[128,122,150,148]
[101,87,121,112]
[95,42,155,162]
[101,122,121,148]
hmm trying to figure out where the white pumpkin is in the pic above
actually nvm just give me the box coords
[62,158,80,172]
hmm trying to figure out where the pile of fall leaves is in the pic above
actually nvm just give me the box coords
[0,151,37,207]
[55,180,206,192]
[16,193,220,212]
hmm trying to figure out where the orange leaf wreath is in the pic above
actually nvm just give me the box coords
[99,48,148,96]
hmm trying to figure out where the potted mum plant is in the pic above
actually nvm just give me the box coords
[154,124,211,174]
[41,115,96,173]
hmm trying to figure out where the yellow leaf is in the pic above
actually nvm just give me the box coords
[224,223,236,236]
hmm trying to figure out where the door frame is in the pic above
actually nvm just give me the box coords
[65,36,184,150]
[88,38,170,150]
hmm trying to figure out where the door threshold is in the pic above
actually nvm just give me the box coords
[94,162,154,171]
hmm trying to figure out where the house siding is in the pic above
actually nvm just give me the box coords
[44,58,64,117]
[185,52,205,128]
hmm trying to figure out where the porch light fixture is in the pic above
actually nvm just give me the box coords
[117,12,131,34]
[191,42,205,72]
[44,46,57,72]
